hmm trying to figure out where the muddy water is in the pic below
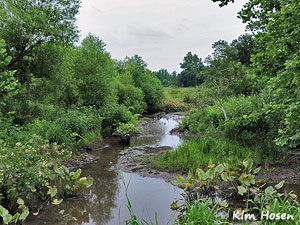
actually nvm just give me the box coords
[27,113,185,225]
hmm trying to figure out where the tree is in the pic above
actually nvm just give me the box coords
[0,40,18,114]
[231,34,256,66]
[0,0,81,71]
[153,69,178,86]
[178,52,204,87]
[211,0,235,7]
[73,34,114,108]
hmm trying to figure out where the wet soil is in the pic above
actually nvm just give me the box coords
[256,151,300,185]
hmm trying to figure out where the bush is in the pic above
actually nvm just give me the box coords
[101,104,139,136]
[0,138,93,224]
[179,106,223,134]
[136,72,165,112]
[27,107,102,148]
[113,122,140,143]
[114,81,146,114]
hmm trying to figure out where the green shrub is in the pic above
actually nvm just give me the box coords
[179,106,223,133]
[113,122,140,143]
[27,107,102,148]
[101,104,139,136]
[115,83,146,114]
[136,72,165,112]
[0,138,93,224]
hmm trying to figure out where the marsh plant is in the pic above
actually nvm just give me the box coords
[170,158,300,224]
[0,138,93,224]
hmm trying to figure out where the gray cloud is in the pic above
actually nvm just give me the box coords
[78,0,248,72]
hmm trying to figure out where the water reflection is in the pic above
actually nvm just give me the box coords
[27,114,184,225]
[131,114,184,148]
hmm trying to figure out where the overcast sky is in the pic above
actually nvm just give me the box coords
[77,0,248,72]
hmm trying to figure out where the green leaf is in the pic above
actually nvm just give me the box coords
[3,214,13,224]
[265,186,274,194]
[72,169,81,180]
[52,199,63,205]
[215,164,224,173]
[0,205,9,217]
[275,181,285,189]
[19,209,29,221]
[17,198,24,205]
[243,159,253,171]
[221,172,228,182]
[59,210,65,215]
[48,186,58,198]
[254,166,261,174]
[86,176,94,188]
[237,185,247,196]
[264,168,275,173]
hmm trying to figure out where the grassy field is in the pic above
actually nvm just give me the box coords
[161,87,198,112]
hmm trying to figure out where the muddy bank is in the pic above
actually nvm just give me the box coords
[256,152,300,185]
[116,145,181,182]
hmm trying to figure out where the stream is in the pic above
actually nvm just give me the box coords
[27,113,185,225]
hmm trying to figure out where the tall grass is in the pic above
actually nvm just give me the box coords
[154,136,264,172]
[174,198,229,225]
[161,87,196,112]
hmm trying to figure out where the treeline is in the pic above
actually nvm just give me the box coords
[154,33,255,88]
[0,1,164,222]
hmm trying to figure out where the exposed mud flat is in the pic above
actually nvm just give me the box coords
[256,152,300,185]
[114,113,187,181]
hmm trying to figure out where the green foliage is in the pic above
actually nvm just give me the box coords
[101,104,139,136]
[0,40,19,114]
[0,0,80,71]
[171,158,300,224]
[174,198,227,225]
[178,52,204,87]
[27,107,102,148]
[135,72,165,112]
[73,34,115,108]
[113,123,140,141]
[153,136,264,173]
[152,69,178,87]
[0,138,93,224]
[114,72,146,113]
[251,191,300,224]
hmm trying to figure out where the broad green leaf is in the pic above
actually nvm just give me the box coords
[17,198,24,205]
[215,164,224,173]
[265,186,274,194]
[86,176,94,188]
[275,181,285,189]
[0,205,9,217]
[237,185,247,196]
[19,209,29,221]
[72,169,81,180]
[253,166,261,174]
[47,186,58,198]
